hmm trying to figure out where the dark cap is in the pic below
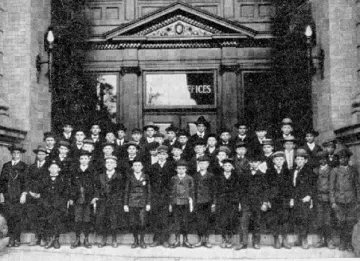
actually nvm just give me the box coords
[195,116,209,126]
[193,139,207,147]
[154,132,165,138]
[131,128,142,134]
[322,139,337,147]
[143,122,159,131]
[147,142,160,151]
[295,148,309,158]
[254,122,268,131]
[217,146,231,155]
[315,151,328,159]
[262,139,274,146]
[219,128,232,135]
[105,155,118,162]
[102,142,116,149]
[282,136,297,144]
[43,132,56,141]
[197,155,211,162]
[114,123,127,132]
[207,133,218,140]
[222,158,234,165]
[178,129,190,137]
[336,148,353,158]
[157,145,169,153]
[83,139,95,145]
[33,145,48,154]
[172,143,183,150]
[165,125,179,133]
[79,150,92,157]
[235,141,247,148]
[234,119,248,129]
[271,151,285,159]
[247,153,262,162]
[176,160,188,167]
[304,128,319,137]
[125,141,141,150]
[8,144,26,153]
[58,140,71,148]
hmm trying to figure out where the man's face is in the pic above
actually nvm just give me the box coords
[146,128,155,138]
[106,159,117,171]
[256,130,267,139]
[158,151,168,161]
[127,145,137,156]
[249,161,261,170]
[324,146,335,155]
[91,125,101,135]
[305,133,315,143]
[167,131,176,141]
[132,133,142,142]
[150,150,158,156]
[37,151,47,162]
[284,141,295,151]
[58,146,69,155]
[220,133,231,142]
[179,136,188,144]
[197,124,206,133]
[238,126,247,135]
[154,137,164,145]
[45,137,56,148]
[207,137,217,147]
[63,125,73,134]
[223,162,233,172]
[217,151,227,161]
[263,145,274,154]
[273,157,285,168]
[339,156,349,166]
[105,133,116,143]
[103,145,114,156]
[79,155,90,166]
[176,166,187,175]
[194,145,205,155]
[172,148,183,157]
[75,131,85,142]
[132,162,143,173]
[236,147,247,157]
[11,150,21,161]
[281,125,293,135]
[295,156,307,168]
[319,157,327,166]
[117,130,126,139]
[83,143,94,152]
[49,164,61,175]
[198,161,209,171]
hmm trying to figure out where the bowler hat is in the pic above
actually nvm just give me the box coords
[176,160,188,167]
[304,128,319,137]
[235,141,247,148]
[143,122,159,131]
[165,125,179,133]
[295,148,309,158]
[8,144,26,153]
[217,146,231,156]
[83,139,95,145]
[271,151,286,159]
[114,123,127,132]
[322,139,337,148]
[172,143,183,150]
[281,136,297,143]
[222,158,234,165]
[102,142,116,149]
[43,132,56,141]
[281,118,293,126]
[131,128,142,134]
[336,148,353,158]
[58,140,71,148]
[178,129,190,137]
[125,141,141,150]
[262,139,274,146]
[147,142,160,151]
[194,116,209,126]
[219,128,232,135]
[33,145,48,154]
[193,139,207,147]
[207,133,218,140]
[154,132,165,138]
[157,145,169,153]
[254,122,268,131]
[79,150,92,157]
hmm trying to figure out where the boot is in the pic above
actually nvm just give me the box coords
[170,234,180,248]
[274,235,281,249]
[194,235,203,248]
[53,237,60,249]
[327,239,335,250]
[253,235,260,249]
[44,236,54,249]
[315,236,326,248]
[29,234,40,246]
[226,235,233,248]
[131,234,139,249]
[98,235,107,248]
[140,234,147,249]
[183,234,193,248]
[13,239,21,247]
[70,236,81,249]
[220,236,227,248]
[203,236,212,248]
[150,233,160,247]
[301,237,309,250]
[40,237,48,247]
[84,236,92,249]
[282,235,292,249]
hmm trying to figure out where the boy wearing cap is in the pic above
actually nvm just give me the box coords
[322,139,339,168]
[148,145,175,247]
[205,134,218,160]
[69,150,97,249]
[124,159,151,249]
[53,140,73,184]
[154,132,165,146]
[25,146,49,246]
[249,123,269,157]
[144,142,160,170]
[177,130,194,161]
[329,149,360,252]
[118,142,142,175]
[169,160,195,248]
[130,128,143,145]
[42,161,68,249]
[140,122,159,146]
[259,139,274,172]
[234,142,250,175]
[234,120,251,144]
[216,158,241,248]
[95,143,116,173]
[283,136,297,170]
[93,155,124,248]
[0,144,28,247]
[275,118,295,150]
[193,156,216,248]
[314,151,335,249]
[218,128,234,154]
[265,151,292,249]
[43,132,58,160]
[170,143,185,162]
[188,139,207,176]
[289,149,316,249]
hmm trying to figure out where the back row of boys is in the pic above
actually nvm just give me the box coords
[1,116,359,253]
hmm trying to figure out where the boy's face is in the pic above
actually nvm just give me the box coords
[49,164,60,175]
[223,162,233,172]
[58,146,69,155]
[339,156,349,166]
[150,149,158,156]
[132,133,142,142]
[273,157,285,168]
[305,133,315,143]
[284,141,295,151]
[281,125,293,135]
[324,146,335,155]
[132,161,143,173]
[45,137,56,147]
[117,130,126,139]
[263,145,274,154]
[217,151,227,161]
[194,145,205,155]
[176,166,187,175]
[37,151,47,162]
[197,124,206,133]
[11,150,21,161]
[319,158,327,166]
[249,160,261,169]
[178,135,188,144]
[75,131,85,142]
[79,155,90,166]
[105,159,117,171]
[127,145,137,155]
[238,126,247,135]
[91,125,101,135]
[146,128,155,138]
[236,147,247,157]
[105,133,116,143]
[158,151,168,161]
[103,145,114,156]
[83,144,94,152]
[172,148,183,157]
[198,161,209,171]
[295,156,307,168]
[256,130,267,139]
[167,131,176,140]
[220,132,231,142]
[63,125,73,134]
[207,137,217,147]
[154,137,164,144]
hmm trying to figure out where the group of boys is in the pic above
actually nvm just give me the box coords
[0,116,359,252]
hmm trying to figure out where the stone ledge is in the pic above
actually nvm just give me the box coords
[334,124,360,146]
[0,125,27,144]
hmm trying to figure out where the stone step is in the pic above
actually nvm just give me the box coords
[0,245,355,261]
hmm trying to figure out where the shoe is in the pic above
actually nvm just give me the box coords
[203,236,212,248]
[235,243,247,250]
[70,236,81,249]
[301,238,309,250]
[7,238,14,247]
[226,240,233,249]
[194,236,203,248]
[53,238,60,249]
[84,237,92,249]
[150,240,160,247]
[282,237,292,249]
[140,235,147,249]
[112,234,118,248]
[45,237,54,249]
[131,237,139,249]
[98,236,107,248]
[327,239,335,250]
[315,237,326,248]
[40,238,48,247]
[183,235,193,248]
[13,239,20,247]
[346,242,354,252]
[274,236,281,249]
[220,237,227,248]
[170,235,180,248]
[253,243,260,249]
[339,241,346,251]
[162,241,170,248]
[29,235,40,246]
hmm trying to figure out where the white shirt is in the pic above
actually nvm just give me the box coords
[293,167,302,186]
[12,160,20,166]
[146,137,155,143]
[197,131,205,138]
[285,150,294,169]
[238,135,246,140]
[224,171,231,179]
[134,172,142,180]
[158,160,166,168]
[117,139,125,146]
[307,142,315,151]
[80,165,88,172]
[63,133,71,139]
[151,156,158,165]
[107,169,115,179]
[208,147,216,154]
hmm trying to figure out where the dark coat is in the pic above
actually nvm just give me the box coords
[233,156,250,175]
[204,146,218,162]
[95,170,124,206]
[70,166,96,204]
[70,143,84,162]
[26,161,49,203]
[248,138,267,157]
[314,165,332,202]
[0,161,28,203]
[243,169,269,206]
[124,172,151,208]
[179,143,194,161]
[58,132,75,144]
[41,175,68,211]
[52,156,73,184]
[233,135,252,146]
[215,170,242,206]
[169,174,194,205]
[163,139,179,152]
[189,132,209,146]
[193,171,216,205]
[266,166,292,205]
[290,165,316,201]
[327,154,340,168]
[301,143,323,169]
[148,161,175,205]
[114,139,128,159]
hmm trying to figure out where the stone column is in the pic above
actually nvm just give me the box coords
[352,0,360,124]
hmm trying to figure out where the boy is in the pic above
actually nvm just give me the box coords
[43,131,58,160]
[212,146,231,177]
[104,128,117,144]
[59,121,74,144]
[322,139,339,168]
[193,156,216,248]
[249,122,268,157]
[53,140,73,184]
[170,143,185,162]
[169,160,194,248]
[89,122,104,157]
[205,134,218,160]
[115,123,128,160]
[71,127,86,160]
[234,120,252,144]
[265,151,292,249]
[177,129,194,161]
[140,122,159,146]
[188,139,207,176]
[148,145,176,247]
[283,136,297,170]
[130,128,142,145]
[218,128,234,155]
[154,132,165,146]
[25,146,49,246]
[124,159,151,249]
[233,141,250,175]
[190,116,209,145]
[93,155,124,248]
[275,118,295,150]
[259,139,274,172]
[289,149,316,249]
[69,150,97,249]
[42,161,68,249]
[95,143,116,172]
[301,128,322,169]
[0,144,28,247]
[236,154,269,250]
[314,151,335,249]
[144,142,160,170]
[119,141,142,174]
[330,149,360,252]
[163,125,178,149]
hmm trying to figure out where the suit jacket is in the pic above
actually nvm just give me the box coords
[187,155,214,176]
[283,149,296,170]
[124,172,151,208]
[266,166,292,205]
[205,146,218,162]
[290,165,316,202]
[26,160,50,203]
[189,132,209,145]
[179,143,194,161]
[95,170,124,206]
[218,140,235,155]
[58,132,75,144]
[41,175,68,211]
[163,139,179,152]
[301,143,323,169]
[52,156,74,185]
[148,161,175,203]
[70,143,84,162]
[314,165,332,202]
[215,170,242,206]
[0,161,28,203]
[194,171,216,205]
[169,174,194,205]
[115,139,128,159]
[248,137,269,157]
[70,166,96,204]
[233,135,252,146]
[327,154,340,168]
[243,169,269,206]
[233,156,250,175]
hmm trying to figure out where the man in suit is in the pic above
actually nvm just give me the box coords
[114,123,128,160]
[189,116,210,145]
[140,122,159,147]
[58,121,75,144]
[205,134,218,161]
[301,128,322,169]
[233,120,252,145]
[218,128,235,156]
